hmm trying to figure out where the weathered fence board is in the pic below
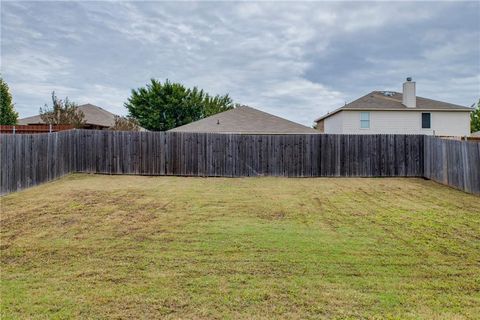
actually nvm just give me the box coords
[1,130,76,194]
[2,130,478,195]
[424,136,480,195]
[2,130,427,194]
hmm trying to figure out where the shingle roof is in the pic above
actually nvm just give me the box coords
[315,91,472,122]
[18,104,117,127]
[169,106,319,134]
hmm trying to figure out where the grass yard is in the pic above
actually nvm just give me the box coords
[1,174,479,319]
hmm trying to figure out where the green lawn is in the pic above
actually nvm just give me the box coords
[1,174,479,319]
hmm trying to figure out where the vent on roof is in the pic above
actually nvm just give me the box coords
[382,91,395,97]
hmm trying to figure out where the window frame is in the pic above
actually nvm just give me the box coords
[360,112,370,129]
[421,112,431,129]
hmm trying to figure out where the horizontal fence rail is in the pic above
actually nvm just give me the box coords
[1,129,478,195]
[0,124,74,134]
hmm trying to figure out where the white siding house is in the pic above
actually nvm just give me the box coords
[315,78,472,136]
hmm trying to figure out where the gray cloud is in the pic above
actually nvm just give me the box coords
[1,1,479,126]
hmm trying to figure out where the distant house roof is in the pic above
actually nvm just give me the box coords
[315,91,472,122]
[18,104,117,128]
[471,131,480,137]
[169,105,319,134]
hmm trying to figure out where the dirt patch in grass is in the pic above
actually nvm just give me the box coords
[1,174,479,319]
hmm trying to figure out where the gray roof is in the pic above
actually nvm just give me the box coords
[316,91,472,122]
[169,106,319,134]
[18,104,117,127]
[471,131,480,137]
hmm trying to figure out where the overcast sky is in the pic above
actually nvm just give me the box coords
[1,1,479,126]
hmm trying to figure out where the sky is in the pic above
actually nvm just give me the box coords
[1,1,479,126]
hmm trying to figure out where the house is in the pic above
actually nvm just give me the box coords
[314,78,472,136]
[168,105,319,134]
[18,104,117,130]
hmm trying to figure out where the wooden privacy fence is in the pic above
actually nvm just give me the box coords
[1,130,76,195]
[2,130,423,195]
[424,136,480,195]
[74,130,424,177]
[1,129,478,195]
[0,124,74,134]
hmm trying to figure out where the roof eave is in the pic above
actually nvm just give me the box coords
[314,108,344,122]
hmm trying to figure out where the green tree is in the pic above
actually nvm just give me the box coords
[40,92,86,128]
[125,79,234,131]
[471,99,480,133]
[0,77,18,125]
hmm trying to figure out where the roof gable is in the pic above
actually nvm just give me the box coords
[18,104,117,127]
[77,104,117,127]
[169,106,318,134]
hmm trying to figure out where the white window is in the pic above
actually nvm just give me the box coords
[360,112,370,129]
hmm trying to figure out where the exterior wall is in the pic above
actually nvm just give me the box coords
[323,112,344,134]
[323,110,470,136]
[315,119,325,133]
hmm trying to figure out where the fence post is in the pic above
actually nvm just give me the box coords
[12,126,15,134]
[49,124,52,133]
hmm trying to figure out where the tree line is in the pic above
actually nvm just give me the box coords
[1,77,235,131]
[1,76,480,133]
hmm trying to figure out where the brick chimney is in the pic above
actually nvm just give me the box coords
[402,77,416,108]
